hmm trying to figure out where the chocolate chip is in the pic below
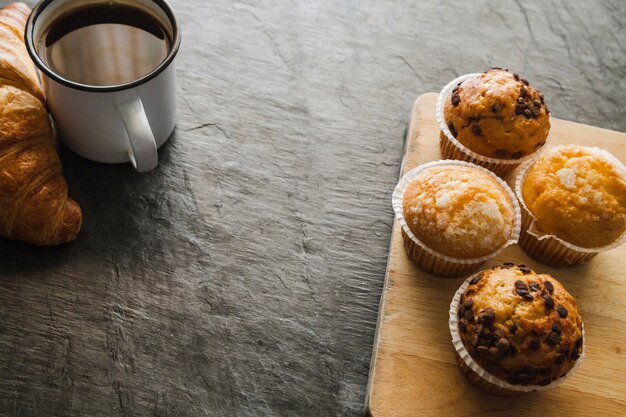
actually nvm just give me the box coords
[513,73,520,81]
[464,309,474,321]
[516,289,533,300]
[529,338,541,350]
[463,298,474,310]
[470,274,482,285]
[518,264,532,274]
[575,336,583,349]
[521,78,529,86]
[523,108,532,119]
[452,86,459,93]
[532,108,540,117]
[539,377,551,386]
[503,262,515,267]
[539,93,544,104]
[497,338,510,353]
[491,102,502,113]
[515,104,525,115]
[555,353,567,364]
[510,345,518,356]
[491,67,503,71]
[477,337,491,347]
[520,87,527,97]
[510,324,518,334]
[448,122,457,137]
[528,281,540,292]
[459,321,467,333]
[477,345,490,356]
[471,124,481,135]
[515,280,528,290]
[451,93,460,106]
[547,332,561,345]
[495,149,508,158]
[552,324,562,335]
[511,150,524,159]
[544,281,554,293]
[533,99,541,107]
[556,306,568,318]
[478,308,496,327]
[543,294,555,310]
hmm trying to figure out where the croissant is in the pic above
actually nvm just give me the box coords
[0,3,82,245]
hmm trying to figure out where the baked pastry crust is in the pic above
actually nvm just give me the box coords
[0,3,82,245]
[443,68,550,159]
[402,165,514,258]
[457,264,583,386]
[522,145,626,248]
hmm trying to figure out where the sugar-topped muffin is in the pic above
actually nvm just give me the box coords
[443,68,550,160]
[402,164,516,258]
[456,264,584,387]
[521,145,626,248]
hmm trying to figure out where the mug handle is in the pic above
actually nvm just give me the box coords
[115,98,158,172]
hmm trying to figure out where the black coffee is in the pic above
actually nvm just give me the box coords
[39,3,171,86]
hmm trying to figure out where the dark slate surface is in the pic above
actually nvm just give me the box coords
[1,0,625,416]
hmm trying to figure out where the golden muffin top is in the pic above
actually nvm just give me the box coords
[457,264,583,386]
[443,68,550,159]
[522,144,626,248]
[402,164,515,259]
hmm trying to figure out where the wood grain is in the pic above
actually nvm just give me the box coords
[365,93,626,417]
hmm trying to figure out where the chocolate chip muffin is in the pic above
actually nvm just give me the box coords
[443,68,550,160]
[402,164,517,259]
[521,144,626,248]
[454,264,584,391]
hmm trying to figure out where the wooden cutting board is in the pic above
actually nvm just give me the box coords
[365,93,626,417]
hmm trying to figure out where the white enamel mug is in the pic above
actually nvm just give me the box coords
[25,0,181,172]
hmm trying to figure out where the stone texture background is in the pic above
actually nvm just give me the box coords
[1,0,624,416]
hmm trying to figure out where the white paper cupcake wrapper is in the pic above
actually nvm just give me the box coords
[392,159,522,265]
[436,73,550,167]
[515,145,626,254]
[449,272,586,393]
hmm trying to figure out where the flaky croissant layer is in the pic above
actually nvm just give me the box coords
[0,2,82,245]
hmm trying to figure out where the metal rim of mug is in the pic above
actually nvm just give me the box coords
[24,0,181,93]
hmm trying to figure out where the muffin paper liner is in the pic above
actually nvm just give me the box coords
[515,146,626,267]
[392,160,521,277]
[449,272,586,395]
[436,73,549,177]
